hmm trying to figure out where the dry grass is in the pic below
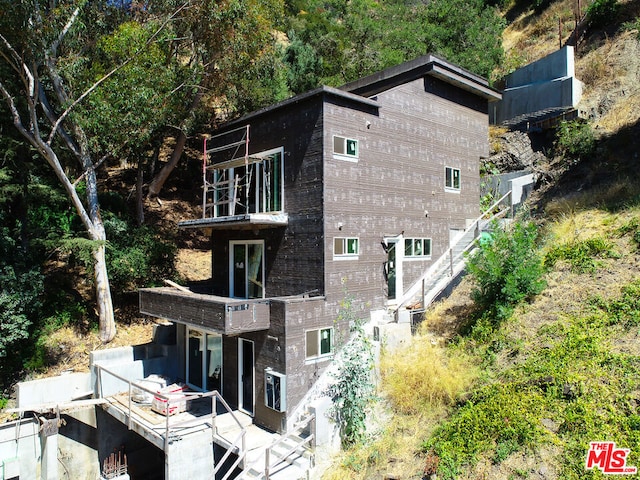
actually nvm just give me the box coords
[29,321,155,379]
[321,411,443,480]
[489,125,510,154]
[502,0,577,67]
[542,179,640,218]
[596,90,640,131]
[380,336,478,415]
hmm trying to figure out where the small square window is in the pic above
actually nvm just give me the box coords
[334,237,359,258]
[333,136,359,160]
[445,167,461,190]
[306,328,333,359]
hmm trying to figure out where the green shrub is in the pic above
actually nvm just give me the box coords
[622,17,640,40]
[586,0,619,30]
[422,384,547,478]
[466,221,546,326]
[554,120,596,163]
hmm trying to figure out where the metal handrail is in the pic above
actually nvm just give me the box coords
[94,364,247,456]
[264,413,315,480]
[395,190,513,312]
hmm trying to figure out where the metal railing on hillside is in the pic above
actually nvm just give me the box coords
[395,190,513,313]
[94,364,247,480]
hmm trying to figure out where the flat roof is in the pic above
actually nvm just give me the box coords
[213,54,500,134]
[341,54,502,101]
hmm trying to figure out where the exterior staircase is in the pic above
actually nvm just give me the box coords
[237,414,315,480]
[394,191,513,321]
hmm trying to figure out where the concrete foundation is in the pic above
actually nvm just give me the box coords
[0,417,40,480]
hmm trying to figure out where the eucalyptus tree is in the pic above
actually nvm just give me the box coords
[145,0,288,202]
[0,1,188,342]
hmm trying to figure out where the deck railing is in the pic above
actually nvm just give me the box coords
[94,364,247,480]
[264,413,315,480]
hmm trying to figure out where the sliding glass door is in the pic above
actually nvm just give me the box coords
[186,327,223,392]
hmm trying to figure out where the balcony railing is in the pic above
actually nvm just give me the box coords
[139,287,270,334]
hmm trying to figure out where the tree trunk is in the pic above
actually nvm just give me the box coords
[136,159,145,226]
[147,130,188,198]
[147,88,204,199]
[94,240,116,342]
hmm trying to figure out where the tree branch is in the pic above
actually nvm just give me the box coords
[46,1,191,146]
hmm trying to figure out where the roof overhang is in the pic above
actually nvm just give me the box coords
[341,54,501,102]
[178,213,289,231]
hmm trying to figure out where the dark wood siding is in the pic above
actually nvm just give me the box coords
[208,98,326,300]
[323,78,488,308]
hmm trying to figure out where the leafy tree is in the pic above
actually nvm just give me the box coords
[0,0,179,341]
[144,0,289,202]
[466,221,546,326]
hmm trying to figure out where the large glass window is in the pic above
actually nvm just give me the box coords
[230,241,264,299]
[211,148,283,217]
[187,328,222,392]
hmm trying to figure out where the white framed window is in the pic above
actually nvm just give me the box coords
[445,166,461,192]
[404,238,432,258]
[333,136,359,161]
[334,237,359,259]
[306,327,333,360]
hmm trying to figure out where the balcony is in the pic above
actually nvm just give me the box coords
[139,287,270,334]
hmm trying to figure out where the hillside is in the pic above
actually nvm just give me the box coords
[322,1,640,479]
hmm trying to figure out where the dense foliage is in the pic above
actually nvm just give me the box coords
[0,0,506,383]
[284,0,505,85]
[466,221,546,328]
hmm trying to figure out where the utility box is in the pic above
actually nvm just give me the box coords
[264,369,286,412]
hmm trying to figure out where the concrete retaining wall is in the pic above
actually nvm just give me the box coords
[490,46,583,125]
[90,344,178,397]
[16,372,92,409]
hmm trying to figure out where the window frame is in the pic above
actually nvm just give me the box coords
[332,135,359,162]
[333,237,360,260]
[445,166,461,192]
[305,327,334,361]
[404,237,432,259]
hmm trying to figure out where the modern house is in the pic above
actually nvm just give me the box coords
[138,54,501,434]
[6,54,502,480]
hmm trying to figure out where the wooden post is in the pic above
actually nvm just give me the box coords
[559,18,562,49]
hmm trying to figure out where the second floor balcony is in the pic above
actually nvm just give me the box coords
[139,286,270,334]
